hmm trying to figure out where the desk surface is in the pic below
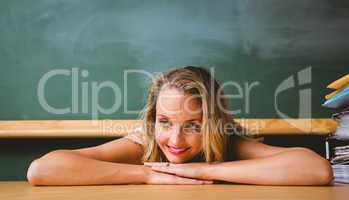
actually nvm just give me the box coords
[1,181,349,200]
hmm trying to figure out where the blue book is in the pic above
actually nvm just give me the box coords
[323,86,349,108]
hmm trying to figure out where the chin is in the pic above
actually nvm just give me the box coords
[164,153,192,164]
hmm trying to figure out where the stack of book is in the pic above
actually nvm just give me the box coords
[323,74,349,185]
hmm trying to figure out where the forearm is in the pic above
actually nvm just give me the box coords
[203,148,333,185]
[27,150,147,186]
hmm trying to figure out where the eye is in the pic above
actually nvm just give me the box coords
[158,119,171,128]
[158,119,168,124]
[183,122,201,133]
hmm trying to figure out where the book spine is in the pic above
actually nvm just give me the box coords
[325,139,330,160]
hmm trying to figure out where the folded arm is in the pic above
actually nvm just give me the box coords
[203,147,333,185]
[27,138,211,185]
[147,138,334,185]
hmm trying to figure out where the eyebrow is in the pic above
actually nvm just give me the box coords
[156,114,202,122]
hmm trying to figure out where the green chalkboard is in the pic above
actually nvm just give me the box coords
[1,0,348,120]
[1,0,349,180]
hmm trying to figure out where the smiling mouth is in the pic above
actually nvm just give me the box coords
[166,145,190,155]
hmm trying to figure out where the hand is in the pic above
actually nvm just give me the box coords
[144,162,214,181]
[143,166,213,185]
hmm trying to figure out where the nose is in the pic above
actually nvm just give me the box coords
[168,125,183,145]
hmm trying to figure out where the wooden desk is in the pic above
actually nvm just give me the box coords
[1,181,348,200]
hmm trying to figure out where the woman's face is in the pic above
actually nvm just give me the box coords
[155,86,203,163]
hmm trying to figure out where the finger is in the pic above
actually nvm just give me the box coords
[147,171,213,185]
[151,166,176,174]
[151,165,190,177]
[165,175,212,185]
[173,176,213,185]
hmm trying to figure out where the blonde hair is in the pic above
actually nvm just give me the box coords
[139,66,242,163]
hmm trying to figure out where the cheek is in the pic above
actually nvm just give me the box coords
[183,134,202,151]
[155,131,168,146]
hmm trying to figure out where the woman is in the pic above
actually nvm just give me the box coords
[27,66,333,186]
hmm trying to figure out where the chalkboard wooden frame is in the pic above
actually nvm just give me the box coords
[0,119,337,138]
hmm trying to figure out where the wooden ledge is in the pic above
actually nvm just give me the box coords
[0,119,337,138]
